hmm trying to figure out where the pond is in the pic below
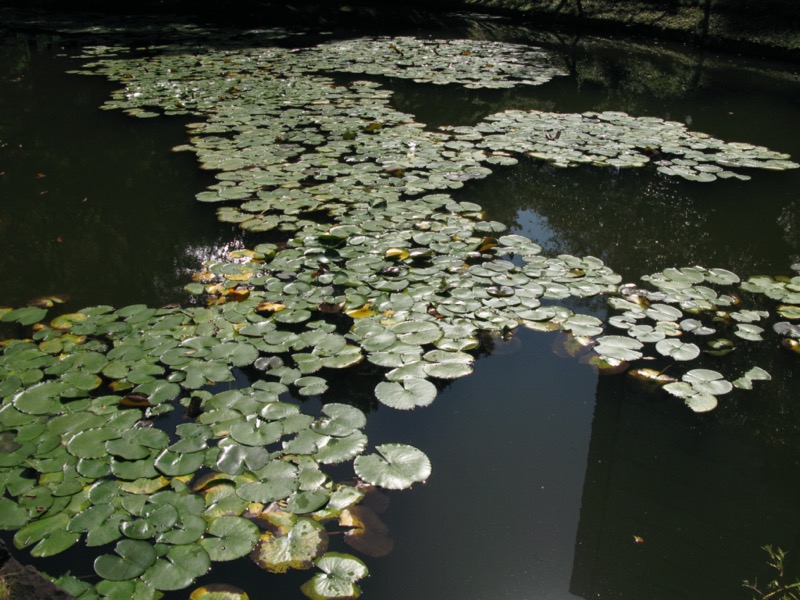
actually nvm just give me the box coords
[0,9,799,600]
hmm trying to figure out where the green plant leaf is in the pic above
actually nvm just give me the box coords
[94,539,158,581]
[251,517,328,573]
[354,443,431,490]
[300,552,368,600]
[655,338,700,361]
[374,378,436,410]
[199,515,260,562]
[142,543,211,591]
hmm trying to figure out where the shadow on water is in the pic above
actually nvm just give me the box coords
[0,33,231,310]
[0,12,799,600]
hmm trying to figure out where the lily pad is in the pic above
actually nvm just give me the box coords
[199,515,260,562]
[142,543,211,591]
[655,338,701,361]
[94,539,158,581]
[593,335,644,362]
[251,517,328,573]
[300,552,369,600]
[374,378,437,410]
[354,443,431,490]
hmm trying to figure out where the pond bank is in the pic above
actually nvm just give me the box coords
[0,541,72,600]
[3,0,800,63]
[441,0,800,62]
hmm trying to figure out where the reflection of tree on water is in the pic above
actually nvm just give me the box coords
[570,332,800,599]
[456,156,800,282]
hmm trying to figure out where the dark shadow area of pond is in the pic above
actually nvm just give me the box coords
[0,12,799,600]
[0,33,231,310]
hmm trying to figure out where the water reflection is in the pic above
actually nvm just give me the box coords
[460,159,800,282]
[0,14,798,600]
[571,367,800,600]
[0,34,228,310]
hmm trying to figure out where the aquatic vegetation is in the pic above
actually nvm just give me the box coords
[0,26,797,599]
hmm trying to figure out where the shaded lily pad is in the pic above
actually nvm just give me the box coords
[199,515,260,562]
[94,539,158,581]
[141,543,211,591]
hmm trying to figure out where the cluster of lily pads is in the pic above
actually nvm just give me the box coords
[294,36,568,88]
[0,28,798,599]
[590,265,800,412]
[0,299,429,599]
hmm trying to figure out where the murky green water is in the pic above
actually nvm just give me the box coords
[1,13,799,600]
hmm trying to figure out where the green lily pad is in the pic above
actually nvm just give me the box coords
[312,404,367,437]
[2,306,48,326]
[199,515,260,562]
[300,552,369,600]
[12,381,68,415]
[142,543,211,591]
[733,366,772,390]
[593,335,643,362]
[94,539,158,581]
[67,427,124,459]
[0,497,29,530]
[354,443,431,490]
[375,378,437,410]
[683,369,733,396]
[734,323,764,341]
[655,338,701,361]
[229,417,283,446]
[777,305,800,320]
[683,393,719,413]
[313,431,368,465]
[251,517,328,574]
[189,584,251,600]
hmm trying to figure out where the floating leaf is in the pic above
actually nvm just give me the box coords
[777,305,800,320]
[142,543,211,591]
[593,335,643,362]
[190,584,251,600]
[312,404,367,437]
[374,378,437,410]
[300,552,368,600]
[354,443,431,490]
[199,516,260,562]
[684,393,718,413]
[251,517,328,573]
[733,366,772,390]
[0,498,29,530]
[94,539,158,581]
[2,306,47,326]
[683,369,733,396]
[734,323,764,341]
[655,338,700,361]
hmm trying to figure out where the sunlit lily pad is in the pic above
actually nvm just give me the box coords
[251,517,328,573]
[354,443,431,490]
[655,338,700,361]
[300,552,369,600]
[374,378,437,410]
[593,335,644,362]
[682,369,733,396]
[733,366,772,390]
[190,584,251,600]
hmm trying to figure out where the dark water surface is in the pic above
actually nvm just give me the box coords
[1,14,799,600]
